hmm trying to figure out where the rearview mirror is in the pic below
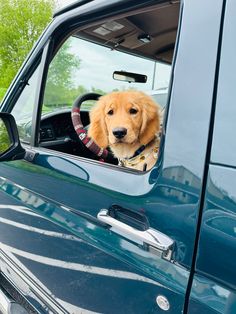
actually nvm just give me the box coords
[0,113,25,161]
[113,71,147,83]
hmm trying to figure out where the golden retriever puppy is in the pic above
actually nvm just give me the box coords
[88,90,161,171]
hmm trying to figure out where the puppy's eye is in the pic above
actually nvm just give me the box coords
[107,109,114,115]
[129,108,138,114]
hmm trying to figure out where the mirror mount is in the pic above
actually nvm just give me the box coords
[0,113,25,161]
[113,71,147,83]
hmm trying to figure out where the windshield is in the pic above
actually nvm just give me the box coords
[43,37,171,114]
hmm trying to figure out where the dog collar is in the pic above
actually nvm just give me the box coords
[130,137,158,159]
[131,144,146,158]
[118,145,159,171]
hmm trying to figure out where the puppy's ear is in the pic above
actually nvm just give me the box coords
[88,97,109,148]
[139,96,160,145]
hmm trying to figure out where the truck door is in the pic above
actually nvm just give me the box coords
[189,0,236,313]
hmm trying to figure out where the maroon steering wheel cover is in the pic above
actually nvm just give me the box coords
[71,93,109,159]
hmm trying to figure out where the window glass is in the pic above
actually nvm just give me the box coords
[43,37,170,114]
[211,0,236,167]
[40,8,176,170]
[11,62,41,143]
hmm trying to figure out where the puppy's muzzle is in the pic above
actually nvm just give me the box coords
[112,127,127,139]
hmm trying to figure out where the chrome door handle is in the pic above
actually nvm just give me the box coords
[97,209,174,261]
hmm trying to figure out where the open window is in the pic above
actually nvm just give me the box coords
[39,1,180,170]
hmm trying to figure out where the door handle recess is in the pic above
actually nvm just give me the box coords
[97,209,174,261]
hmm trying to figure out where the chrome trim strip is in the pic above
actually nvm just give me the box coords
[0,289,10,314]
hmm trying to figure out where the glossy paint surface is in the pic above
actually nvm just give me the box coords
[189,274,236,314]
[0,159,189,313]
[211,0,236,167]
[189,1,236,312]
[190,165,236,313]
[0,0,224,313]
[0,176,175,314]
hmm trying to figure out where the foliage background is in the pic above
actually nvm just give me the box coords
[0,0,101,107]
[0,119,11,153]
[0,0,54,101]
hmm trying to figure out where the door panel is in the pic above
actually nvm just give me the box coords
[211,0,236,168]
[0,161,186,313]
[189,1,236,312]
[189,166,236,314]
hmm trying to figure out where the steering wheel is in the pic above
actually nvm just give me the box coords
[71,92,111,161]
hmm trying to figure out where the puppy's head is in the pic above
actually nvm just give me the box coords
[88,90,160,156]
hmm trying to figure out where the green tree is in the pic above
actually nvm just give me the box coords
[44,39,81,107]
[0,119,11,153]
[0,0,54,90]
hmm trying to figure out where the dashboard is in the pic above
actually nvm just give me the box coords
[39,109,93,157]
[39,108,118,165]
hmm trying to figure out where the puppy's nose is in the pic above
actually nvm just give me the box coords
[112,127,127,139]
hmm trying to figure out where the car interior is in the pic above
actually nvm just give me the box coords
[38,1,180,165]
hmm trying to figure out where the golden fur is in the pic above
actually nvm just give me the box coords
[88,90,161,170]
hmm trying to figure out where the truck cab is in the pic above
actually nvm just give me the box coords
[0,0,235,313]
